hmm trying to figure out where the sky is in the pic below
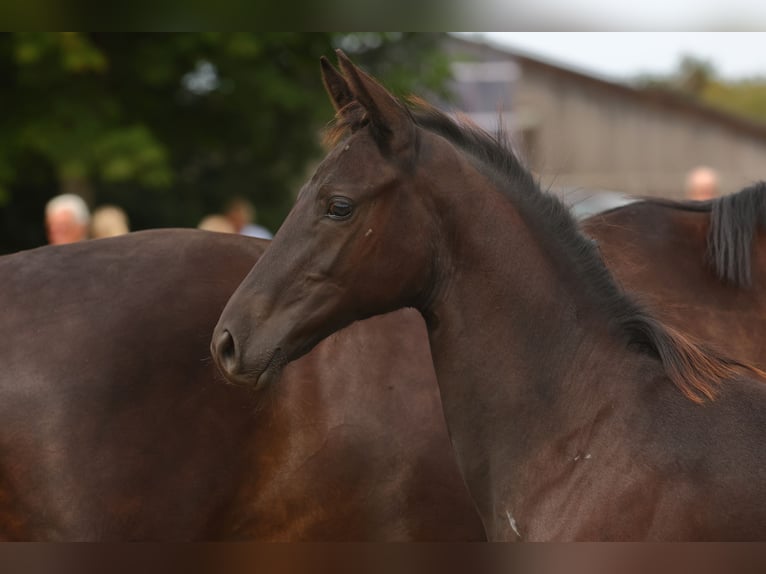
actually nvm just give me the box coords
[456,33,766,82]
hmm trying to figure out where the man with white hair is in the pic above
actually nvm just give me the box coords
[45,193,91,245]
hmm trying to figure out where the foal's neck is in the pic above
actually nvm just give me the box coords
[423,159,634,394]
[420,157,651,535]
[424,180,631,409]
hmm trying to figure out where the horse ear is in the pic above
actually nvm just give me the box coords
[320,56,354,112]
[335,49,415,155]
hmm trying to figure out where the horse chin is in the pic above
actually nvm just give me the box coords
[216,346,287,392]
[250,347,288,392]
[253,360,285,392]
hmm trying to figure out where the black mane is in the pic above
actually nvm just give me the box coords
[707,182,766,287]
[409,101,645,322]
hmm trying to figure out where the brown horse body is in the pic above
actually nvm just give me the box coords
[0,229,481,540]
[213,53,766,541]
[583,188,766,368]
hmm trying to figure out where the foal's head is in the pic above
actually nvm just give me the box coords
[212,52,449,388]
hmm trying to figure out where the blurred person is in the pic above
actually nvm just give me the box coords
[198,214,236,233]
[685,165,719,201]
[45,193,90,245]
[224,197,273,239]
[91,205,130,239]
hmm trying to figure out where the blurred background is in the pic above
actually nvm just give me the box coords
[3,32,766,253]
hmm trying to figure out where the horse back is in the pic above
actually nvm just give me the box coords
[0,230,481,540]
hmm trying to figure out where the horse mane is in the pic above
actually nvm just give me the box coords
[325,96,761,403]
[706,181,766,287]
[618,311,751,404]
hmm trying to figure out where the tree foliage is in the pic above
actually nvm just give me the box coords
[636,55,766,125]
[0,33,452,253]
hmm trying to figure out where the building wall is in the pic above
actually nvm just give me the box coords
[515,63,766,198]
[444,37,766,200]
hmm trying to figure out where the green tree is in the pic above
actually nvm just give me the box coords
[636,55,766,125]
[0,33,451,253]
[699,80,766,124]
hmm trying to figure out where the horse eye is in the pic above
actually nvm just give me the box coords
[327,197,354,220]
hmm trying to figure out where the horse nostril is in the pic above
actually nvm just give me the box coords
[214,329,239,374]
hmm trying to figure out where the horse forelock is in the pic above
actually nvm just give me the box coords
[323,102,369,148]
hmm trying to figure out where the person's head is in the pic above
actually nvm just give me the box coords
[91,205,130,239]
[198,214,236,233]
[224,197,255,232]
[45,194,90,245]
[685,166,719,201]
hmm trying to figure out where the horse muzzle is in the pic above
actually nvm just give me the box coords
[211,326,287,390]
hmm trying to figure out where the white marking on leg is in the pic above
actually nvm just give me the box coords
[506,510,521,538]
[365,228,373,237]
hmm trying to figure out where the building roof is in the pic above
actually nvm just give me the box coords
[447,36,766,142]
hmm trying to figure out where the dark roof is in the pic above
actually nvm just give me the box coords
[446,35,766,142]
